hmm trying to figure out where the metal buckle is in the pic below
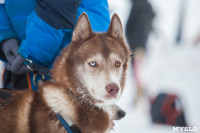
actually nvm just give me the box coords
[33,73,45,86]
[25,59,34,71]
[25,59,47,86]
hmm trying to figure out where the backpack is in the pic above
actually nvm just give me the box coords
[150,93,187,126]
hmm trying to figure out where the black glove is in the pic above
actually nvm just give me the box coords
[1,39,29,74]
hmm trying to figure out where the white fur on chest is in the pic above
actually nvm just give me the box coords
[42,86,75,124]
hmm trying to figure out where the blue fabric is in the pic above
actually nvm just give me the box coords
[56,114,73,133]
[18,11,72,67]
[77,0,110,32]
[0,4,17,43]
[1,0,110,90]
[5,0,36,41]
[19,0,110,68]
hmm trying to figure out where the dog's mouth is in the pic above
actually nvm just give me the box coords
[106,95,117,99]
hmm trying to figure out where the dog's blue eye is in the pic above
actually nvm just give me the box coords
[89,62,97,67]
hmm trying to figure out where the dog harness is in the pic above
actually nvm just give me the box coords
[25,60,82,132]
[25,59,51,85]
[56,114,73,133]
[56,113,82,133]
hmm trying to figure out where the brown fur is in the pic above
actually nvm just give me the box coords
[0,13,130,133]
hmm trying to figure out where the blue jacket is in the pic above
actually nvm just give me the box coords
[0,4,17,43]
[0,0,110,90]
[4,0,36,41]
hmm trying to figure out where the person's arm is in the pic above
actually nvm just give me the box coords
[18,0,82,67]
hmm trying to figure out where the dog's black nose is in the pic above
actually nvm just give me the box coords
[106,83,119,96]
[117,110,126,119]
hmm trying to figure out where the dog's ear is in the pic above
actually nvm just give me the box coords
[72,13,92,42]
[107,14,124,41]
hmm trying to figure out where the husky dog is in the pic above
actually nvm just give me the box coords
[0,13,130,133]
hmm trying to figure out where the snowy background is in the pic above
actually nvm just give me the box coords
[1,0,200,132]
[108,0,200,133]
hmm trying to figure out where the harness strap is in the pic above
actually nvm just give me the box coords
[24,60,80,132]
[24,59,51,86]
[24,59,51,77]
[56,113,73,133]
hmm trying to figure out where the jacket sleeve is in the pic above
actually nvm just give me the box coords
[18,0,81,67]
[4,0,36,41]
[0,4,17,61]
[18,0,110,67]
[18,11,72,67]
[0,4,17,43]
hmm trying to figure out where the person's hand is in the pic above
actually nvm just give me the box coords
[6,54,29,74]
[1,39,19,63]
[2,39,29,74]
